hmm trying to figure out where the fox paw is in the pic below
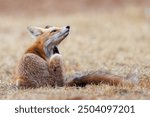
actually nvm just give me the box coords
[49,54,62,64]
[49,54,64,71]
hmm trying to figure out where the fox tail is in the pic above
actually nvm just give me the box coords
[65,68,139,87]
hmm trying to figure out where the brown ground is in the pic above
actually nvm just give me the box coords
[0,0,150,99]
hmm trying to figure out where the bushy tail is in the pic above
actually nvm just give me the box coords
[65,68,139,87]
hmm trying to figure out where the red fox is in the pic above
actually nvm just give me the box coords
[12,25,139,88]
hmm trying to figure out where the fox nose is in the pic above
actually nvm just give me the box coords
[66,26,70,29]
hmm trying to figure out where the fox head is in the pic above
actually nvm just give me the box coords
[27,25,70,58]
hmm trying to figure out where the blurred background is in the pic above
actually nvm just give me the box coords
[0,0,150,16]
[0,0,150,75]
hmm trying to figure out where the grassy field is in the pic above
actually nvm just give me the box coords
[0,1,150,99]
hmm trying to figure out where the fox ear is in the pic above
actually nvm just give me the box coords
[27,26,44,39]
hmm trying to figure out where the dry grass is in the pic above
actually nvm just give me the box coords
[0,5,150,99]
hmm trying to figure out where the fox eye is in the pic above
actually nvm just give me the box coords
[51,29,57,33]
[45,25,51,29]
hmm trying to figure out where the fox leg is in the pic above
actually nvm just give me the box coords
[48,54,64,87]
